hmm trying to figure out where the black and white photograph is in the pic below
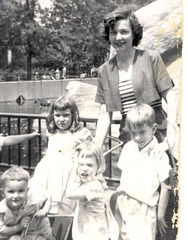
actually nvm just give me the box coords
[0,0,183,239]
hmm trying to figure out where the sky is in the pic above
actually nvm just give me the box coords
[38,0,53,9]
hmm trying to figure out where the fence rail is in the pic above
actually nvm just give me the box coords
[0,112,121,186]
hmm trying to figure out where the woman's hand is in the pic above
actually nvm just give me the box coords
[157,217,168,237]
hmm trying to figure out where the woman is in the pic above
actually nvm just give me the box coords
[95,5,178,156]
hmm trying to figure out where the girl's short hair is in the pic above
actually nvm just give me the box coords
[47,95,80,133]
[126,104,156,130]
[76,140,106,175]
[0,166,30,188]
[101,5,143,46]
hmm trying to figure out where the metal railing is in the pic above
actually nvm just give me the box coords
[0,112,121,186]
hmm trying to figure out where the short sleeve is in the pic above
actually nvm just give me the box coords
[149,50,173,93]
[46,130,51,138]
[0,217,5,237]
[95,67,105,104]
[117,142,131,170]
[84,180,104,201]
[157,152,171,182]
[0,136,4,151]
[117,147,126,171]
[0,200,6,235]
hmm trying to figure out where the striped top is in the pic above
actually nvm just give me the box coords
[119,66,137,115]
[119,66,162,116]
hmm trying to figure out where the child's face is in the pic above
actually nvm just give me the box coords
[129,123,157,150]
[77,156,98,183]
[54,108,72,131]
[3,180,28,211]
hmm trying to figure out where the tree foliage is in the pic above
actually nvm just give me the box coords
[0,0,155,79]
[42,0,117,74]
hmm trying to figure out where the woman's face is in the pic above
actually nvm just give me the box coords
[54,108,72,131]
[109,19,134,52]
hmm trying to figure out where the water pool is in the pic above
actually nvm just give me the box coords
[0,98,53,115]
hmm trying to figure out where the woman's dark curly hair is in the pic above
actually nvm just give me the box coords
[47,95,80,133]
[101,5,143,47]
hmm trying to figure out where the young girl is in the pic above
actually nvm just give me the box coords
[66,140,119,240]
[29,95,92,216]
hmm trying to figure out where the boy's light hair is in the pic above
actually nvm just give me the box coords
[76,139,106,174]
[126,104,156,130]
[0,166,30,188]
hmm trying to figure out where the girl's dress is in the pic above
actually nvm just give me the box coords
[71,177,119,240]
[29,127,91,216]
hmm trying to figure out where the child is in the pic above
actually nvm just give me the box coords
[29,95,92,216]
[0,132,40,151]
[111,103,171,240]
[0,166,54,240]
[66,140,119,240]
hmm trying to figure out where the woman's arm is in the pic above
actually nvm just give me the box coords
[95,104,112,148]
[162,88,178,148]
[151,88,178,158]
[157,180,170,237]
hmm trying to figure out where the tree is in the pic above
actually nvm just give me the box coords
[0,0,59,79]
[46,0,118,75]
[0,0,156,79]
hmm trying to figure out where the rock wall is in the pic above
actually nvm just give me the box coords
[110,0,182,66]
[136,0,182,66]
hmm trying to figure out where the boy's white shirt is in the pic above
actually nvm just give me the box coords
[117,136,171,206]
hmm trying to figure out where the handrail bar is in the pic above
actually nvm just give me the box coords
[0,112,121,183]
[0,112,121,124]
[0,112,48,119]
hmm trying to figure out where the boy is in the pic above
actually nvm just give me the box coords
[0,166,54,240]
[112,104,170,240]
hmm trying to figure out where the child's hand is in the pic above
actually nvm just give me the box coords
[31,131,42,137]
[157,217,168,237]
[20,216,31,228]
[35,198,50,218]
[38,198,47,209]
[35,208,48,218]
